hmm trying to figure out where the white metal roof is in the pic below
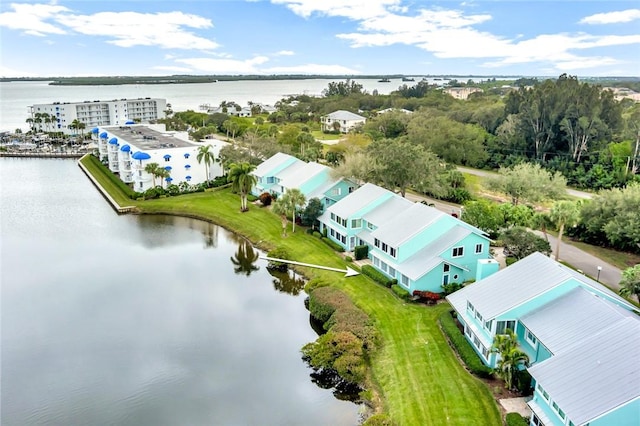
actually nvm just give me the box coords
[252,152,299,177]
[370,202,444,247]
[362,196,414,227]
[324,110,366,121]
[520,286,637,355]
[279,162,329,192]
[325,183,391,218]
[528,318,640,425]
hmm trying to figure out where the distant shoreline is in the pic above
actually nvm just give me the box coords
[1,74,637,86]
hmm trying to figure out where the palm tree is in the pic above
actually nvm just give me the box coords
[26,117,34,132]
[144,162,160,187]
[271,198,290,237]
[228,162,257,212]
[197,144,215,181]
[230,239,260,276]
[277,188,306,233]
[491,328,529,390]
[549,200,580,261]
[156,167,170,189]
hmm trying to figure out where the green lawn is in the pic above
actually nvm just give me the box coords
[79,155,138,208]
[311,130,342,141]
[112,188,502,425]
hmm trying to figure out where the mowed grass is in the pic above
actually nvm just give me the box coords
[120,188,502,425]
[79,155,138,207]
[311,130,342,141]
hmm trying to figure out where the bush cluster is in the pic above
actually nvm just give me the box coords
[354,245,369,260]
[391,284,411,301]
[361,265,394,288]
[303,286,378,385]
[438,311,493,378]
[505,413,529,426]
[259,192,272,206]
[412,290,441,304]
[266,247,290,272]
[363,414,394,426]
[441,281,465,295]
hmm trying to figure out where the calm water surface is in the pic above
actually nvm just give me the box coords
[0,158,358,425]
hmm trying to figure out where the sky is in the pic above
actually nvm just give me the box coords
[0,0,639,78]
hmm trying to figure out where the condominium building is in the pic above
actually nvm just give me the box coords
[29,98,167,135]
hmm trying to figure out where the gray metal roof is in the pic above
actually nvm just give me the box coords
[370,203,444,247]
[520,286,637,355]
[324,110,366,121]
[106,125,195,149]
[399,226,472,280]
[252,152,299,177]
[362,196,413,227]
[447,252,576,320]
[326,183,391,218]
[273,160,307,182]
[528,318,640,425]
[280,162,330,191]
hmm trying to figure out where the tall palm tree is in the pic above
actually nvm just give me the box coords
[26,117,34,132]
[228,162,257,212]
[197,144,215,181]
[491,329,529,390]
[277,188,306,233]
[271,198,290,237]
[144,162,160,187]
[549,200,580,261]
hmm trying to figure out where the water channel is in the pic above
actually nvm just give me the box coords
[0,158,358,425]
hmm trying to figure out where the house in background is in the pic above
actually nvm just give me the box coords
[443,87,483,100]
[320,110,366,133]
[250,152,355,207]
[319,183,495,293]
[446,252,640,426]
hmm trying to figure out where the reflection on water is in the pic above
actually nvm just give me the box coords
[230,239,260,276]
[268,269,307,296]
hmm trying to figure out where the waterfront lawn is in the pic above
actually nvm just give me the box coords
[80,155,138,207]
[138,189,502,425]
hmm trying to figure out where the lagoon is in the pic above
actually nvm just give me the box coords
[0,158,358,425]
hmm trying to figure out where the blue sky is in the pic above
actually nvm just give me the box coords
[1,0,639,77]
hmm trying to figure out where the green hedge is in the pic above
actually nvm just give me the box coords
[321,236,345,252]
[438,311,493,378]
[86,155,138,199]
[354,244,369,260]
[505,413,529,426]
[361,265,394,288]
[391,284,411,301]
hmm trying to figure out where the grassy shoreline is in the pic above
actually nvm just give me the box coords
[80,157,502,425]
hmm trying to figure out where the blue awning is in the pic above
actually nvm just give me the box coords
[91,128,99,134]
[163,154,171,160]
[185,164,191,169]
[166,177,173,182]
[125,120,135,125]
[184,153,190,158]
[99,132,108,139]
[120,144,131,152]
[185,175,192,181]
[164,166,172,171]
[132,151,151,160]
[108,137,118,145]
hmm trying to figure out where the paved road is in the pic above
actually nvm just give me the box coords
[533,231,621,291]
[456,166,594,200]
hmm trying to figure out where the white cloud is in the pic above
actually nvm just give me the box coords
[152,65,195,73]
[175,56,270,73]
[580,9,640,25]
[0,4,218,50]
[271,0,400,20]
[0,64,39,78]
[0,3,69,36]
[276,50,295,56]
[263,63,361,74]
[60,11,218,49]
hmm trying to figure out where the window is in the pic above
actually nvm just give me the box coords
[380,261,388,273]
[484,319,493,331]
[367,222,375,230]
[475,243,483,254]
[465,325,472,337]
[389,247,396,257]
[374,238,380,248]
[388,266,396,278]
[351,219,361,229]
[452,246,464,257]
[401,274,409,286]
[444,263,450,272]
[331,213,336,221]
[552,402,566,420]
[331,188,341,196]
[496,320,516,334]
[531,414,546,426]
[330,228,335,237]
[467,301,475,314]
[481,345,489,359]
[475,310,483,323]
[373,257,380,267]
[525,329,538,348]
[382,242,388,252]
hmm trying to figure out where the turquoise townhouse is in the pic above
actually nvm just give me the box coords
[251,152,355,207]
[447,252,640,426]
[318,183,497,293]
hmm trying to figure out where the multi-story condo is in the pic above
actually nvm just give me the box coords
[29,98,167,135]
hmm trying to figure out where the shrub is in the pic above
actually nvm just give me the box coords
[321,237,345,252]
[441,281,465,295]
[354,245,369,260]
[246,193,259,202]
[259,192,272,206]
[344,255,353,262]
[391,284,411,301]
[302,331,366,384]
[312,231,322,238]
[304,278,329,294]
[413,290,441,304]
[505,413,529,426]
[363,414,394,426]
[361,265,394,288]
[505,257,517,266]
[438,311,493,378]
[266,247,290,272]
